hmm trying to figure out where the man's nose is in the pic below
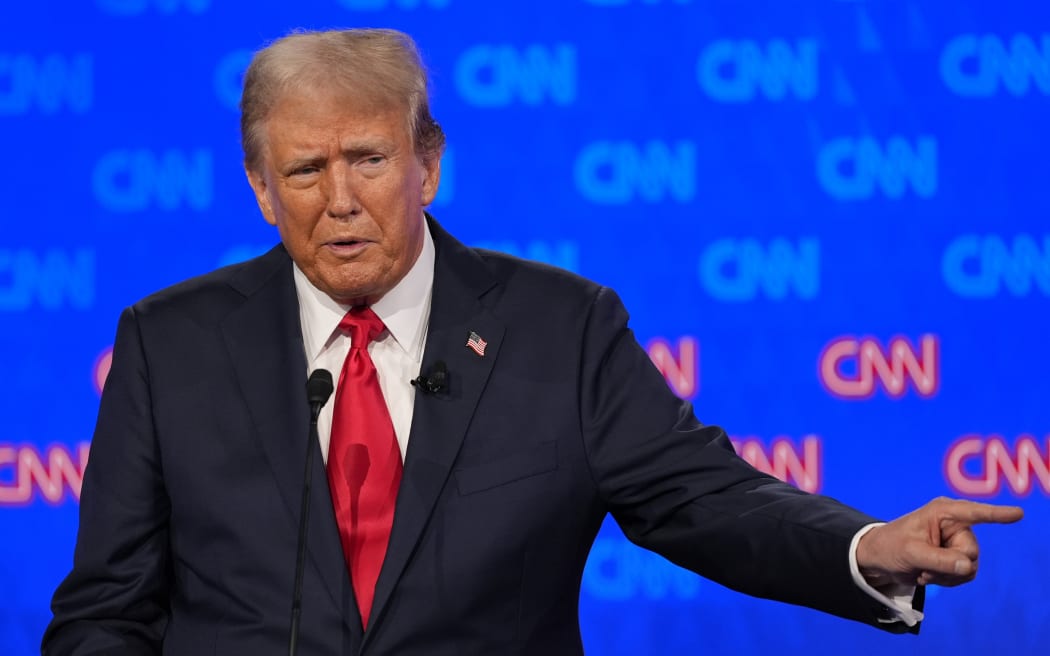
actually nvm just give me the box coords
[324,162,359,218]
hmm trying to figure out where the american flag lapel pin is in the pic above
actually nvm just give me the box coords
[465,331,487,357]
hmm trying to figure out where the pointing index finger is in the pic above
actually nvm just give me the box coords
[941,499,1024,525]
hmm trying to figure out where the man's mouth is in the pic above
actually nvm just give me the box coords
[325,239,370,255]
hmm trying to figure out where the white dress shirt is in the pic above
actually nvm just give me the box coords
[293,218,435,464]
[290,219,920,626]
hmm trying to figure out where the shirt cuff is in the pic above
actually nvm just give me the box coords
[849,523,925,627]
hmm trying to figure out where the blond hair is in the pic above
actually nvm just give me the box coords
[240,28,445,170]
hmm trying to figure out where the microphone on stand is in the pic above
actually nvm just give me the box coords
[289,369,334,656]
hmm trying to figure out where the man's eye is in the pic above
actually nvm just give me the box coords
[293,167,319,175]
[364,156,384,165]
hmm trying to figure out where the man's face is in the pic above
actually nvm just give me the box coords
[246,88,440,305]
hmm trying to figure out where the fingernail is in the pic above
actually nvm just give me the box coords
[955,560,969,575]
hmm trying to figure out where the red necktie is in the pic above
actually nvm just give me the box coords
[327,306,403,628]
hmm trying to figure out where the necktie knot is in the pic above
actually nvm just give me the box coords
[340,306,385,349]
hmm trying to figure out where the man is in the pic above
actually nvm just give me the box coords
[43,28,1022,655]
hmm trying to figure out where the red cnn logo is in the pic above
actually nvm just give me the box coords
[646,336,699,399]
[730,435,822,493]
[945,434,1050,497]
[0,442,90,506]
[819,334,940,399]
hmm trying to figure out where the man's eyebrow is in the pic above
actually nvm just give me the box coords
[343,147,381,159]
[342,137,398,156]
[277,139,399,171]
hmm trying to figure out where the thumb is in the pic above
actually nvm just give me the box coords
[905,540,975,579]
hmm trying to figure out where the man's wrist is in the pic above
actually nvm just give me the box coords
[849,523,924,627]
[855,524,894,589]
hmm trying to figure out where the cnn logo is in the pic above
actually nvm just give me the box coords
[819,335,940,400]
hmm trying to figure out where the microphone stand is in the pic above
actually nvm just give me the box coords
[290,370,333,656]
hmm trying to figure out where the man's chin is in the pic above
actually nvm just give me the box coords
[317,274,388,307]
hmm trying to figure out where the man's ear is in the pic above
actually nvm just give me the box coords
[420,153,442,207]
[245,164,277,226]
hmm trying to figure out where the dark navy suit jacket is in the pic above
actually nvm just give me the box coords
[44,219,910,655]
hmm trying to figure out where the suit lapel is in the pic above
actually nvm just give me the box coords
[220,246,363,636]
[365,220,505,638]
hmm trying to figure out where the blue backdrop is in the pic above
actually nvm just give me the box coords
[2,1,1048,653]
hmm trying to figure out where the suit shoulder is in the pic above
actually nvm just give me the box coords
[470,248,631,333]
[473,248,605,301]
[129,245,288,322]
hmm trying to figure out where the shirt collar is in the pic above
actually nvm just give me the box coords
[293,216,435,361]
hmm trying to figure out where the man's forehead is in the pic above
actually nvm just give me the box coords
[259,109,410,167]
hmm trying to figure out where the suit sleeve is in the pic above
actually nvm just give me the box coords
[577,286,913,632]
[42,306,170,655]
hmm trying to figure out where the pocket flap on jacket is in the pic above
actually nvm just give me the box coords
[455,442,558,496]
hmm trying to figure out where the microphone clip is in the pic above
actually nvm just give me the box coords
[411,360,449,395]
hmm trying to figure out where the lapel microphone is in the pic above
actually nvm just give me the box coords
[290,369,334,656]
[411,360,449,395]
